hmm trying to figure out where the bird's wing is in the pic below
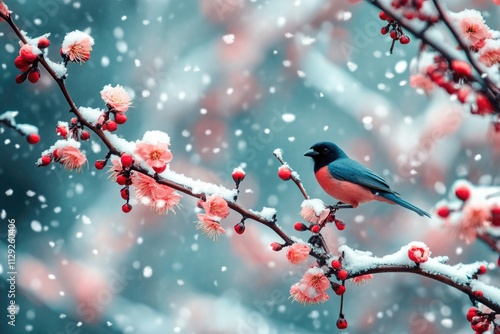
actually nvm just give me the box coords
[328,158,398,195]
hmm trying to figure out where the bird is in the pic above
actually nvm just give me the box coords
[304,141,430,217]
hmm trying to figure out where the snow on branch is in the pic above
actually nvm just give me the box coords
[0,110,40,144]
[341,243,500,312]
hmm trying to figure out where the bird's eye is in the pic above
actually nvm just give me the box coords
[322,148,328,153]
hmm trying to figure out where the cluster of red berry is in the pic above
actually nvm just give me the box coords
[58,118,90,141]
[106,153,134,213]
[466,306,499,333]
[98,106,127,133]
[14,37,49,84]
[390,0,438,22]
[379,11,410,53]
[38,117,91,166]
[428,55,494,115]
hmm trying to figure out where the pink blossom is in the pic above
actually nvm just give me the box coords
[100,84,132,112]
[135,140,172,174]
[289,267,330,305]
[195,213,225,241]
[0,1,9,21]
[479,40,500,67]
[452,10,491,48]
[410,73,435,93]
[61,30,94,63]
[300,205,329,224]
[133,173,181,214]
[57,146,86,171]
[351,274,373,285]
[201,194,230,219]
[108,158,123,180]
[455,200,491,244]
[407,241,431,263]
[286,243,311,265]
[289,283,329,305]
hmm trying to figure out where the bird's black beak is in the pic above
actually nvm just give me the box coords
[304,149,318,157]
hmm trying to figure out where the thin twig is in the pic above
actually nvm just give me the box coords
[273,150,309,200]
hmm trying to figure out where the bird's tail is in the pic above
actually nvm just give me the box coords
[380,192,431,217]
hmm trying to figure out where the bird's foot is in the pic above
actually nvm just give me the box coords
[330,202,353,210]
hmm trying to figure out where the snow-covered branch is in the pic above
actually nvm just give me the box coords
[341,244,500,312]
[0,110,40,144]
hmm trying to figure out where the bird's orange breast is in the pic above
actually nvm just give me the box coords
[315,166,392,207]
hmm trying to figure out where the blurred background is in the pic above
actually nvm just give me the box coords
[1,0,500,333]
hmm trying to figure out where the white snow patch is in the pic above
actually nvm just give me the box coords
[301,198,326,215]
[45,57,67,78]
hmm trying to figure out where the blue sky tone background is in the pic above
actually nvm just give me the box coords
[1,1,500,333]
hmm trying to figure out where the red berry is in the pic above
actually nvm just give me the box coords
[335,219,346,231]
[270,242,283,251]
[105,120,118,132]
[52,149,61,160]
[379,11,388,20]
[114,112,127,124]
[478,265,487,275]
[120,187,129,200]
[278,165,292,181]
[40,155,52,166]
[56,125,68,138]
[294,222,308,231]
[451,60,472,77]
[436,205,451,218]
[232,168,246,183]
[491,205,500,226]
[153,164,167,174]
[331,259,342,270]
[337,269,348,281]
[94,160,106,170]
[471,316,490,332]
[399,35,410,44]
[234,222,246,234]
[80,130,90,141]
[336,318,348,330]
[466,307,479,322]
[333,284,346,295]
[404,11,416,20]
[15,73,27,84]
[20,45,38,62]
[498,255,500,267]
[122,203,132,213]
[493,121,500,133]
[14,56,30,71]
[476,93,494,115]
[456,87,470,103]
[473,290,484,299]
[120,153,134,168]
[26,133,40,144]
[70,117,78,125]
[455,185,471,201]
[311,224,321,233]
[38,37,50,49]
[381,26,389,35]
[116,174,127,185]
[390,30,399,40]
